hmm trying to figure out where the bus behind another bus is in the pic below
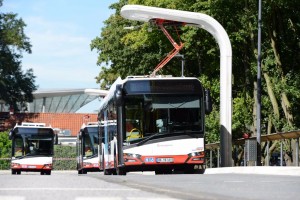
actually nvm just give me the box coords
[76,122,101,174]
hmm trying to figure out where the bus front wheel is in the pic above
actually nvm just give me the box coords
[116,167,126,176]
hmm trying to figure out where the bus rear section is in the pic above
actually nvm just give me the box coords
[98,76,211,175]
[9,122,55,175]
[76,122,101,174]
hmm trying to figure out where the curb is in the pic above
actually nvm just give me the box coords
[204,166,300,176]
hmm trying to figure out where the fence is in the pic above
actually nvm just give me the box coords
[206,130,300,168]
[0,145,77,170]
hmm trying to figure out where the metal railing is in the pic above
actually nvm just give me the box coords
[206,130,300,168]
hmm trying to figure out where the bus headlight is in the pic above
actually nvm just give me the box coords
[43,164,52,169]
[11,163,21,168]
[124,153,142,162]
[124,153,141,159]
[188,152,204,157]
[83,162,92,167]
[187,151,205,162]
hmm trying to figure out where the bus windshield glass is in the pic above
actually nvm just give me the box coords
[124,94,203,143]
[84,127,99,157]
[12,127,54,157]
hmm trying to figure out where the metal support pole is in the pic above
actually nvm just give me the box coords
[175,54,184,77]
[266,141,270,166]
[42,97,46,113]
[244,145,246,166]
[210,149,213,168]
[181,57,184,77]
[280,140,283,166]
[296,138,299,166]
[256,0,262,166]
[217,148,220,168]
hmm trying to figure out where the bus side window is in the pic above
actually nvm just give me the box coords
[85,135,92,157]
[14,137,23,157]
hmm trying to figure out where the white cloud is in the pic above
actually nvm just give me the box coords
[21,15,100,89]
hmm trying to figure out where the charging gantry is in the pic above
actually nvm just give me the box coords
[149,19,186,76]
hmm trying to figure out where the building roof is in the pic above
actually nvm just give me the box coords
[2,112,98,136]
[28,88,107,113]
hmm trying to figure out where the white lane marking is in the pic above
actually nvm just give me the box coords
[76,198,180,200]
[0,188,138,191]
[223,180,245,183]
[0,196,25,200]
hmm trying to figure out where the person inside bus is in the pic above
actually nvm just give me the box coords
[29,142,37,154]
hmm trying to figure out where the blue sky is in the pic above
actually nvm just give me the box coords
[1,0,117,112]
[1,0,116,89]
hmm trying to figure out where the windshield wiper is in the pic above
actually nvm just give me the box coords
[136,132,162,146]
[86,154,98,159]
[15,153,33,159]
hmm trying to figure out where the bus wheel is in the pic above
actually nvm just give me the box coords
[104,169,112,175]
[16,171,21,175]
[78,170,82,174]
[11,170,16,175]
[41,171,45,175]
[82,170,87,174]
[116,167,126,176]
[46,171,51,175]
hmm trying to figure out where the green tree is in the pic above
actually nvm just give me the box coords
[0,0,37,111]
[0,131,11,169]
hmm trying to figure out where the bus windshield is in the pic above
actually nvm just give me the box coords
[124,94,203,143]
[12,127,54,157]
[84,127,99,157]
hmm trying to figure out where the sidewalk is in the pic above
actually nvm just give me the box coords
[204,166,300,176]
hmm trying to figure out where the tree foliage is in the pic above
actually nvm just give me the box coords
[91,0,300,146]
[0,0,37,111]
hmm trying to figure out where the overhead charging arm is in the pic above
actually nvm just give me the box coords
[121,5,232,167]
[151,19,184,76]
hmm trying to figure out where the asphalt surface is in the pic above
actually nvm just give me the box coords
[0,167,299,200]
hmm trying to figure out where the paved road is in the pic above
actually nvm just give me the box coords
[0,169,299,200]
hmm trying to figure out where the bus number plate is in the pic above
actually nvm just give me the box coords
[156,158,174,163]
[144,157,154,162]
[27,165,36,169]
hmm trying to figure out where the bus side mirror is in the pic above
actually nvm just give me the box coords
[114,84,123,106]
[205,89,212,114]
[8,130,14,140]
[78,131,82,140]
[54,134,58,145]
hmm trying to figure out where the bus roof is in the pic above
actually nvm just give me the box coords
[98,76,201,111]
[14,122,52,129]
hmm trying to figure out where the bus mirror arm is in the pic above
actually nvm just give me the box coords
[114,84,123,106]
[205,89,212,114]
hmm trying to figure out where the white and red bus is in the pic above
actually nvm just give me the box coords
[76,122,101,174]
[98,76,212,175]
[9,122,55,175]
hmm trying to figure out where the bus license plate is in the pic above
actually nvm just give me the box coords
[27,165,36,169]
[156,158,174,163]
